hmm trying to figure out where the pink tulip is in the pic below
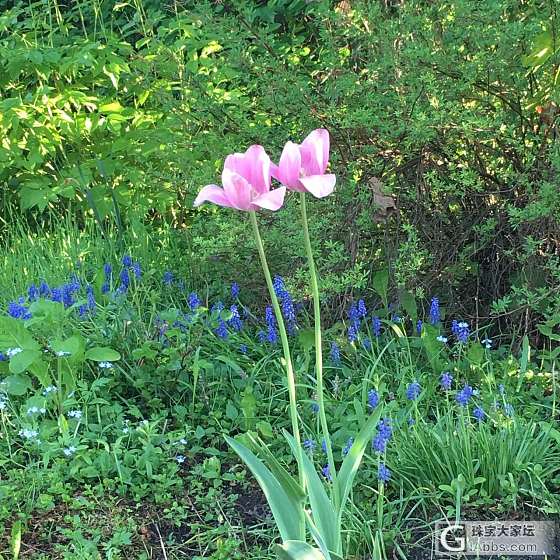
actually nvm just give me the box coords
[194,145,286,211]
[271,129,336,198]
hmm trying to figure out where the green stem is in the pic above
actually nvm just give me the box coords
[300,193,339,511]
[249,211,305,535]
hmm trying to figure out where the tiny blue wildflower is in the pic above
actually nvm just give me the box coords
[98,361,114,369]
[119,268,130,293]
[132,261,141,279]
[406,381,421,401]
[215,319,228,339]
[436,335,448,343]
[378,462,391,483]
[239,344,247,355]
[372,316,382,337]
[321,438,327,453]
[504,403,514,417]
[176,455,186,464]
[321,464,332,481]
[231,282,240,299]
[429,297,440,324]
[188,292,201,310]
[473,406,485,422]
[348,324,359,343]
[122,255,133,267]
[368,389,379,410]
[38,280,50,297]
[357,299,367,318]
[7,301,31,320]
[228,305,243,331]
[377,418,392,441]
[372,434,387,453]
[416,320,423,334]
[342,437,354,457]
[103,263,112,277]
[456,384,474,407]
[498,384,505,395]
[363,338,372,351]
[452,320,470,343]
[311,402,319,414]
[330,342,341,365]
[440,371,453,391]
[303,439,316,453]
[28,284,39,302]
[163,271,174,286]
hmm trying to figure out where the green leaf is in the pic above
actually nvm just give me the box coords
[3,374,32,396]
[85,347,121,362]
[520,335,530,373]
[284,432,339,555]
[297,328,315,351]
[242,433,305,504]
[256,420,273,438]
[372,269,389,308]
[336,403,388,525]
[275,541,325,560]
[466,343,483,365]
[0,318,40,350]
[9,349,42,374]
[225,436,304,542]
[399,291,417,325]
[11,519,21,560]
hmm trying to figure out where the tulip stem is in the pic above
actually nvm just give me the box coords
[300,193,339,513]
[249,210,306,537]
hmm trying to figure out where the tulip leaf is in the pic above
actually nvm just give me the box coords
[336,403,391,525]
[274,540,326,560]
[225,435,304,542]
[284,431,339,555]
[242,432,305,503]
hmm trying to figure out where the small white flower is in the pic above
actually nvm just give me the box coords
[68,410,82,419]
[43,385,58,396]
[63,446,77,456]
[98,361,114,369]
[27,406,40,415]
[436,335,448,343]
[482,338,493,349]
[122,427,130,434]
[177,438,188,445]
[458,322,469,328]
[19,428,39,439]
[0,398,7,411]
[39,408,46,414]
[176,455,186,464]
[6,348,23,358]
[56,351,71,357]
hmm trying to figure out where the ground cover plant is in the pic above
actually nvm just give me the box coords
[1,0,559,559]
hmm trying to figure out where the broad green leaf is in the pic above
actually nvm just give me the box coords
[336,403,389,523]
[399,291,417,325]
[85,347,121,362]
[275,541,325,560]
[3,374,32,396]
[242,432,305,504]
[372,269,389,308]
[0,318,40,350]
[297,328,315,351]
[225,436,304,542]
[9,349,42,374]
[284,432,339,555]
[11,520,21,560]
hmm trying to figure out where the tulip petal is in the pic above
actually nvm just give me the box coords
[222,168,253,210]
[225,145,271,195]
[301,128,330,175]
[252,186,287,211]
[275,141,301,188]
[193,185,233,208]
[299,174,336,198]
